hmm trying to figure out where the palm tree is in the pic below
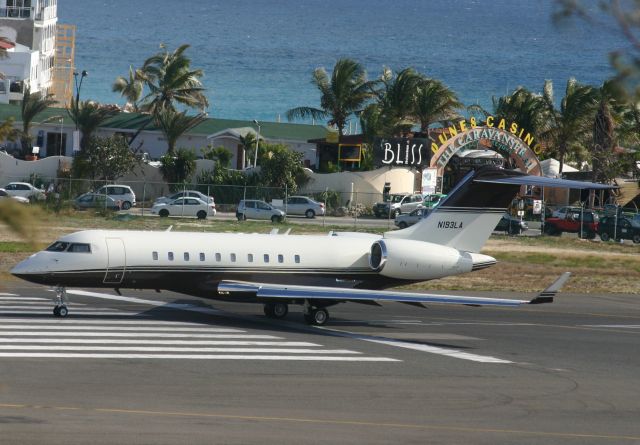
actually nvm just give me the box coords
[372,67,422,136]
[67,98,119,151]
[112,66,143,111]
[540,78,599,173]
[19,86,56,157]
[138,44,209,114]
[238,131,260,167]
[412,77,463,136]
[154,107,207,154]
[286,58,375,135]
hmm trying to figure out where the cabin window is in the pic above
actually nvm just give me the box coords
[67,243,91,253]
[184,252,190,261]
[294,255,300,263]
[215,253,221,262]
[152,251,158,260]
[248,254,254,262]
[168,252,174,261]
[278,254,284,263]
[263,254,270,263]
[199,253,205,261]
[230,253,236,262]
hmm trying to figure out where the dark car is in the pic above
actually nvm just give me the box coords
[597,216,640,243]
[74,193,121,211]
[495,213,528,235]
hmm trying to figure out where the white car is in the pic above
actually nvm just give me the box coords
[273,196,325,218]
[2,182,45,201]
[0,188,29,204]
[94,185,136,210]
[151,197,216,219]
[155,190,215,206]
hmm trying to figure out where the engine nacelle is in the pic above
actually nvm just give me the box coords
[369,238,474,280]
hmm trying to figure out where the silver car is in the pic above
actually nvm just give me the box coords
[151,197,216,219]
[237,200,285,222]
[155,190,215,206]
[94,185,136,210]
[394,207,429,229]
[275,196,325,218]
[2,182,45,201]
[0,188,29,204]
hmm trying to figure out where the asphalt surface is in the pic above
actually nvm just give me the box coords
[0,282,638,444]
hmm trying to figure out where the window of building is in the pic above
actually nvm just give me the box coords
[248,254,253,262]
[184,252,190,261]
[278,254,284,263]
[168,252,174,261]
[215,253,221,262]
[230,253,236,262]
[294,255,300,264]
[152,251,158,261]
[199,253,205,261]
[263,254,270,263]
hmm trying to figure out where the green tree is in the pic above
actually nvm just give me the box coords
[154,107,207,154]
[412,76,463,136]
[202,145,233,169]
[371,67,423,136]
[238,131,259,167]
[112,66,143,111]
[19,86,56,157]
[160,148,197,191]
[258,143,307,192]
[540,78,598,172]
[138,44,209,114]
[72,135,141,180]
[286,58,375,135]
[67,99,119,151]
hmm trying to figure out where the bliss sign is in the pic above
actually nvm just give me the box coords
[375,138,431,167]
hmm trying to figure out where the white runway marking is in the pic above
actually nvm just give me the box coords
[320,328,512,364]
[61,289,223,315]
[0,353,398,361]
[582,325,640,329]
[0,295,398,362]
[0,297,47,301]
[0,293,19,297]
[0,332,280,339]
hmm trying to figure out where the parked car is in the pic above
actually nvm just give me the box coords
[273,196,325,218]
[94,185,136,210]
[74,193,121,211]
[151,197,216,219]
[0,188,29,204]
[551,206,583,219]
[373,193,423,218]
[422,193,447,209]
[495,213,528,235]
[236,199,285,222]
[394,207,429,229]
[544,210,599,239]
[154,190,215,206]
[597,216,640,243]
[2,182,45,201]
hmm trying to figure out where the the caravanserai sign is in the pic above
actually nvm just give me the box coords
[430,117,542,176]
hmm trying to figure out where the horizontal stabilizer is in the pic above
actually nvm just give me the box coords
[529,272,571,304]
[475,176,616,190]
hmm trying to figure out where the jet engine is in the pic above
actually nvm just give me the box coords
[368,238,474,280]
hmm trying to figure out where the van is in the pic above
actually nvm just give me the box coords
[94,185,136,210]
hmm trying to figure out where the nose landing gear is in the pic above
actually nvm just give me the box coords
[53,286,69,317]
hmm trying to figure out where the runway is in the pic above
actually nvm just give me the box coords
[0,283,639,444]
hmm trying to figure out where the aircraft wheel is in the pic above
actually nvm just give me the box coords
[305,308,329,326]
[263,303,275,317]
[264,303,289,319]
[53,306,60,317]
[58,306,68,317]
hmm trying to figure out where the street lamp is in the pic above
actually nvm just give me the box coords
[253,119,261,168]
[72,70,87,152]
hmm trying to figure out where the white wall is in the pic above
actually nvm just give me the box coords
[300,166,416,206]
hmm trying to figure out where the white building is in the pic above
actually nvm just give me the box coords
[0,0,58,103]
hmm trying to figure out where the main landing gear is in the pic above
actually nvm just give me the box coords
[53,286,69,317]
[263,302,289,319]
[303,301,329,326]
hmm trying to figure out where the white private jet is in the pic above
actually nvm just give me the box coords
[11,167,611,325]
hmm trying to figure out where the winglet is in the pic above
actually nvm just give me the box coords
[529,272,571,304]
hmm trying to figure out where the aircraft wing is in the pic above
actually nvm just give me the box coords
[218,272,571,307]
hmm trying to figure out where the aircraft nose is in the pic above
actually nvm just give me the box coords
[11,254,50,278]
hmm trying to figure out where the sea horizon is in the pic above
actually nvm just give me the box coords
[60,0,628,124]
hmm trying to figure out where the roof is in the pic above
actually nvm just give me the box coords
[0,103,329,142]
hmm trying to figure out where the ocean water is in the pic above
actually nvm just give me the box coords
[59,0,628,123]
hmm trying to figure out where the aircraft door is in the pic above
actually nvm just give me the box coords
[104,238,126,284]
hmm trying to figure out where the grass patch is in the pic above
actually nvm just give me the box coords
[0,241,46,253]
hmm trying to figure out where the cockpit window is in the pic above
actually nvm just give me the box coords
[46,241,69,252]
[68,243,91,253]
